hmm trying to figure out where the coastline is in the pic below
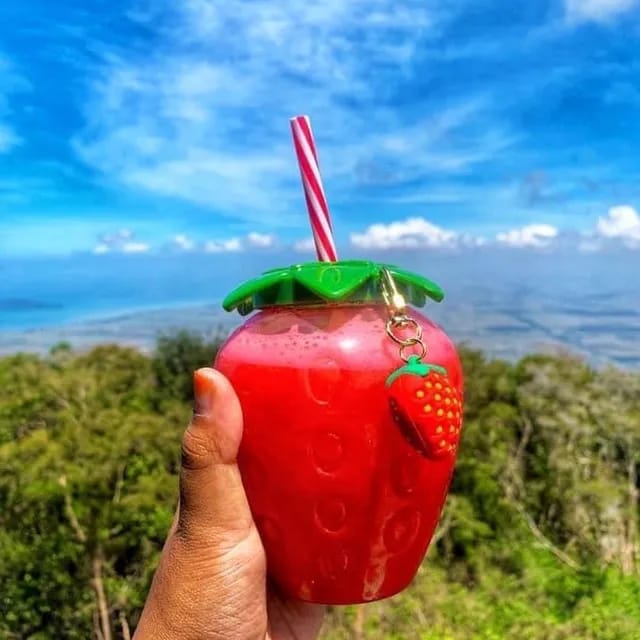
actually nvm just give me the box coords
[1,300,639,369]
[0,303,237,356]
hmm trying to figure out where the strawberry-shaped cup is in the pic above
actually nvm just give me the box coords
[215,260,464,604]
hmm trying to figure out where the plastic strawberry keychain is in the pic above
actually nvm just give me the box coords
[381,268,463,460]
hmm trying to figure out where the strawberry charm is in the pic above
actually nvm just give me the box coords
[386,355,463,459]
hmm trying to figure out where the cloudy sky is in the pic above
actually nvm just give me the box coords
[1,0,640,258]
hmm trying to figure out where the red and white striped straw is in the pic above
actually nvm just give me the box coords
[290,115,338,262]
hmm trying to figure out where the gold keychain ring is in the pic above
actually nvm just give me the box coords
[380,268,428,362]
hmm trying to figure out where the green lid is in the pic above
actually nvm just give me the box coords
[222,260,444,316]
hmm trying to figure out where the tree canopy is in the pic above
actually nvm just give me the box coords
[0,334,638,639]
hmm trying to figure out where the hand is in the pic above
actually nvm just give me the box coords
[134,368,325,640]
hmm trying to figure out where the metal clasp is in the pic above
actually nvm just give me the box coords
[380,268,427,362]
[380,267,406,318]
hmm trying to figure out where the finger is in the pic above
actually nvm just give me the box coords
[177,368,254,546]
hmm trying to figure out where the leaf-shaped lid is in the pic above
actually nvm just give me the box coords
[222,260,444,316]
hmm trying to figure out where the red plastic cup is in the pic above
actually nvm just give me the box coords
[215,261,463,604]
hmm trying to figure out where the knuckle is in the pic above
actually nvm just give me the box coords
[180,428,213,471]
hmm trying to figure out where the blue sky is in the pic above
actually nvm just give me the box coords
[1,0,640,257]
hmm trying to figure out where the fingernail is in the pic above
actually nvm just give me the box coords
[193,368,216,417]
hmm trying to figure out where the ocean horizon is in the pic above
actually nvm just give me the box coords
[2,249,640,367]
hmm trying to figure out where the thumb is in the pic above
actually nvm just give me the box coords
[177,368,254,546]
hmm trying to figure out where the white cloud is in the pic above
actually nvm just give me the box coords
[350,217,459,250]
[121,241,151,254]
[92,228,151,254]
[578,237,602,253]
[247,232,276,248]
[596,205,640,247]
[496,224,558,248]
[171,233,196,251]
[93,230,279,254]
[564,0,638,23]
[460,233,487,248]
[168,231,278,253]
[203,238,243,253]
[74,2,513,225]
[0,55,29,154]
[294,237,317,253]
[0,125,20,153]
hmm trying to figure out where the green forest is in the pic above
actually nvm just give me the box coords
[0,332,639,639]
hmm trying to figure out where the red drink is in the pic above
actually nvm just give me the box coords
[216,300,461,604]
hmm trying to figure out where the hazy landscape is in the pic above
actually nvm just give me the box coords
[2,249,639,368]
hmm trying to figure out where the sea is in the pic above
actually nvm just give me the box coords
[1,249,639,368]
